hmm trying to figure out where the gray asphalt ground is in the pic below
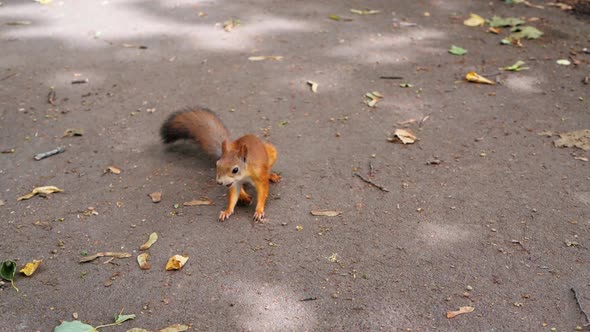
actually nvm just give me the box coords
[1,0,589,331]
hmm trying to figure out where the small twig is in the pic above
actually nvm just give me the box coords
[571,287,590,327]
[369,161,375,178]
[353,173,389,192]
[300,297,317,302]
[71,79,89,84]
[0,72,17,81]
[34,146,65,160]
[379,76,403,80]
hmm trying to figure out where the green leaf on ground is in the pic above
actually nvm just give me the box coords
[449,45,467,55]
[114,314,136,324]
[510,26,543,39]
[488,16,524,27]
[0,260,18,291]
[501,60,529,71]
[53,320,95,332]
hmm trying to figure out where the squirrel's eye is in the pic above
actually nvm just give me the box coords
[232,167,239,174]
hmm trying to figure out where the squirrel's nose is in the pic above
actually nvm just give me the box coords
[217,180,222,185]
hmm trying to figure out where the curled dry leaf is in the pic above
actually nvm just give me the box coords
[389,129,417,144]
[166,255,189,271]
[446,306,475,318]
[183,197,213,206]
[149,191,162,203]
[307,80,318,93]
[554,129,590,151]
[463,13,485,27]
[140,232,158,250]
[310,210,342,217]
[137,253,151,270]
[63,128,84,137]
[365,91,383,108]
[248,55,283,61]
[465,71,495,85]
[19,259,42,276]
[105,166,121,174]
[79,252,132,263]
[17,186,63,201]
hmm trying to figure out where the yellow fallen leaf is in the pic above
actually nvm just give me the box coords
[19,260,42,276]
[465,71,495,85]
[139,232,158,250]
[17,186,63,201]
[248,55,283,61]
[390,129,417,144]
[446,306,475,318]
[160,324,190,332]
[463,13,485,27]
[165,255,189,271]
[105,166,121,174]
[307,80,318,93]
[183,197,213,206]
[310,210,342,217]
[137,253,151,270]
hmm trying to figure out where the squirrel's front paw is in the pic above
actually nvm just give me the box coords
[218,210,233,222]
[253,210,265,222]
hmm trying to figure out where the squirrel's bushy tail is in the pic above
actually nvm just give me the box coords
[160,107,230,158]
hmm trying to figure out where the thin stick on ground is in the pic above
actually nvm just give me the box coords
[353,173,389,192]
[571,287,590,327]
[369,161,375,178]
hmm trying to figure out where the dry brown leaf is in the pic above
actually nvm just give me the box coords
[446,306,475,318]
[19,259,42,276]
[465,71,495,85]
[389,129,417,144]
[463,13,485,27]
[149,191,162,203]
[17,186,63,201]
[310,210,342,217]
[554,129,590,151]
[79,252,132,263]
[487,27,501,34]
[165,255,189,271]
[307,80,318,93]
[183,197,213,206]
[137,253,151,270]
[139,232,158,250]
[105,166,121,174]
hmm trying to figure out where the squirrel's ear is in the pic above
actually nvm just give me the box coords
[239,144,248,162]
[221,140,229,154]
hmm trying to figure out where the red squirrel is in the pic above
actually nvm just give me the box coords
[160,108,281,221]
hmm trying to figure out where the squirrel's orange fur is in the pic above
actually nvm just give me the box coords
[161,107,280,221]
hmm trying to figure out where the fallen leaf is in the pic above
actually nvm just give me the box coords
[389,129,417,144]
[310,210,342,217]
[446,306,475,318]
[223,18,240,32]
[183,197,213,206]
[79,252,132,263]
[166,255,189,271]
[328,15,352,21]
[350,8,381,15]
[463,13,485,27]
[139,232,158,250]
[17,186,63,201]
[54,320,95,332]
[465,71,495,85]
[554,130,590,151]
[296,225,303,231]
[248,55,283,61]
[63,128,84,137]
[509,26,543,40]
[501,60,529,71]
[547,2,572,10]
[19,259,42,276]
[556,59,571,66]
[34,0,52,4]
[328,253,340,262]
[488,16,524,27]
[448,45,467,56]
[115,313,136,324]
[104,166,121,174]
[149,191,162,203]
[137,253,151,270]
[0,260,18,291]
[365,91,383,108]
[307,80,318,93]
[487,27,501,34]
[159,325,190,332]
[399,83,413,88]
